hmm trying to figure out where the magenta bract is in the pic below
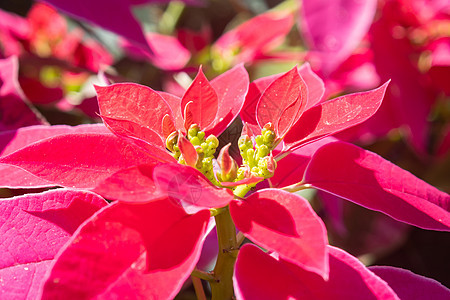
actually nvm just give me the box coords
[304,141,450,231]
[0,189,107,299]
[234,244,399,299]
[0,56,46,131]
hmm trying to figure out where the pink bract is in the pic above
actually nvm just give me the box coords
[0,189,107,299]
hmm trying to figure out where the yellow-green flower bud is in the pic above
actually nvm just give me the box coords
[166,131,178,152]
[256,144,269,159]
[190,136,201,146]
[206,135,219,149]
[188,124,200,138]
[197,131,205,141]
[263,130,276,146]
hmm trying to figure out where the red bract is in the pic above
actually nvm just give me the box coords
[241,64,389,155]
[229,189,329,278]
[0,124,109,188]
[97,64,249,144]
[0,65,248,199]
[39,198,210,299]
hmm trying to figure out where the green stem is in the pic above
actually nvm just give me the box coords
[159,1,185,34]
[281,182,312,193]
[191,275,207,300]
[192,268,215,281]
[210,206,237,300]
[233,184,252,198]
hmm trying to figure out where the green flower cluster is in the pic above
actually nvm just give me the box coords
[166,125,219,183]
[237,125,276,181]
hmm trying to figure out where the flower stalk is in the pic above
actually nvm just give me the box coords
[210,206,238,300]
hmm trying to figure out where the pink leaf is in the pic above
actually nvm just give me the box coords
[369,266,450,300]
[284,81,389,152]
[40,199,210,299]
[207,64,249,136]
[40,0,151,52]
[304,141,450,231]
[0,189,107,299]
[230,189,329,278]
[96,83,173,140]
[213,10,293,63]
[256,67,307,137]
[0,56,46,130]
[0,133,159,189]
[369,12,434,154]
[234,244,399,299]
[122,32,191,70]
[181,67,218,130]
[300,0,377,74]
[153,163,234,211]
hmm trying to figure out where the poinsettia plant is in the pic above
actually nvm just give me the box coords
[1,56,449,299]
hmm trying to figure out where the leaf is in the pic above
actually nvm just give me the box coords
[177,132,198,168]
[304,141,450,231]
[369,13,433,154]
[0,56,46,130]
[181,67,218,130]
[213,10,293,62]
[230,189,329,278]
[256,67,307,137]
[0,189,107,299]
[0,133,159,189]
[369,266,450,300]
[158,92,184,132]
[240,63,324,136]
[240,73,279,135]
[101,115,165,149]
[299,62,325,110]
[284,81,390,152]
[153,163,234,212]
[300,0,378,74]
[40,199,210,299]
[0,124,110,189]
[96,83,173,140]
[269,137,337,188]
[207,64,249,136]
[122,32,191,70]
[92,164,164,203]
[40,0,151,52]
[233,244,399,300]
